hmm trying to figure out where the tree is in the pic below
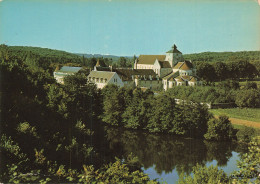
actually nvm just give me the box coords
[204,115,236,141]
[63,73,88,88]
[122,88,150,129]
[243,81,257,90]
[146,95,176,132]
[212,62,228,81]
[235,89,260,108]
[232,139,260,183]
[119,57,127,67]
[236,126,256,143]
[178,164,229,184]
[102,85,125,126]
[196,62,216,82]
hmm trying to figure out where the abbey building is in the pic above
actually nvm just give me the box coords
[134,44,202,90]
[54,44,201,90]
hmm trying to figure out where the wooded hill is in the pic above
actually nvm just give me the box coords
[183,51,260,63]
[1,45,259,69]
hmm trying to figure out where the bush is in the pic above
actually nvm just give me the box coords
[236,126,256,143]
[204,115,237,141]
[178,164,229,184]
[235,89,260,108]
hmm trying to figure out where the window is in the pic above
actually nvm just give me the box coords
[100,78,103,83]
[104,78,107,83]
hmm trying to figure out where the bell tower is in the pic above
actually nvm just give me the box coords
[165,44,184,67]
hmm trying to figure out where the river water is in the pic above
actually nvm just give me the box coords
[101,126,246,183]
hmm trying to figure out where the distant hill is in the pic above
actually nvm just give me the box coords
[75,53,133,61]
[183,51,260,63]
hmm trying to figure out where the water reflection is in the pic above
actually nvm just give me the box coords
[104,126,239,175]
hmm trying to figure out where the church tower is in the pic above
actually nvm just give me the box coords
[165,44,184,67]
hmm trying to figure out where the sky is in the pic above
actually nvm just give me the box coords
[0,0,259,56]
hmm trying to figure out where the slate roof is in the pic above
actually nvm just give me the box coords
[162,71,180,80]
[159,61,171,68]
[113,69,157,81]
[138,55,166,65]
[88,71,115,82]
[57,66,82,73]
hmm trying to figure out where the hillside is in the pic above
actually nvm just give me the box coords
[2,46,81,64]
[1,45,259,68]
[183,51,260,63]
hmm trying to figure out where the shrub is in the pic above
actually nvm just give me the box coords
[236,126,256,143]
[178,164,229,184]
[204,115,237,141]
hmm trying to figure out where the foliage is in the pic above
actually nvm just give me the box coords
[178,164,230,184]
[232,138,260,183]
[194,59,258,82]
[236,126,256,143]
[242,81,258,90]
[102,86,211,138]
[184,51,260,63]
[204,115,237,141]
[195,61,216,82]
[178,139,260,184]
[235,89,260,108]
[78,159,158,184]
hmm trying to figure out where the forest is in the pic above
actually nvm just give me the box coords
[0,44,259,183]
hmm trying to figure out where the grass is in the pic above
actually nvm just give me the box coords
[232,124,260,136]
[209,108,260,123]
[239,80,260,89]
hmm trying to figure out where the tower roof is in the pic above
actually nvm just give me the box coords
[95,59,100,67]
[166,44,182,54]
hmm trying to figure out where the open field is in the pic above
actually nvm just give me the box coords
[210,108,260,123]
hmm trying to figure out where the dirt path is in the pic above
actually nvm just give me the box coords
[228,117,260,129]
[214,115,260,129]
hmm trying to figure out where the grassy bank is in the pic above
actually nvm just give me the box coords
[209,108,260,123]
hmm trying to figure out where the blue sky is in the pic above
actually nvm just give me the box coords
[0,0,259,55]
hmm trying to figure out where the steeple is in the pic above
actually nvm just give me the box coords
[167,44,182,54]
